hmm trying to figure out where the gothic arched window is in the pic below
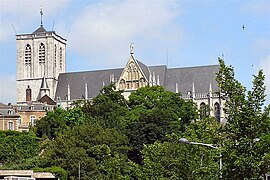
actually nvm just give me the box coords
[25,44,31,65]
[39,43,45,64]
[26,85,32,102]
[24,44,32,78]
[200,102,208,119]
[120,79,126,89]
[214,102,221,121]
[140,77,146,87]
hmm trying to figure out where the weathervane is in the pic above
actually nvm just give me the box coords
[40,5,43,26]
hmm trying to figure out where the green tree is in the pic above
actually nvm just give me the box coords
[41,122,134,179]
[35,107,86,139]
[35,108,68,139]
[216,59,270,179]
[81,84,129,130]
[0,131,40,167]
[126,86,197,164]
[141,117,222,180]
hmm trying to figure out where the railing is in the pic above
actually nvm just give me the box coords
[18,122,30,128]
[196,93,208,99]
[181,93,220,100]
[181,94,192,100]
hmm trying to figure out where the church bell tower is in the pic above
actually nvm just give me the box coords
[16,7,67,104]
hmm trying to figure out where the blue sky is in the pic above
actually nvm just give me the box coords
[0,0,269,105]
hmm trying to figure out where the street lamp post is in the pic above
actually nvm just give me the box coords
[179,138,222,178]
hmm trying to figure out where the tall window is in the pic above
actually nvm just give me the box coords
[30,115,36,126]
[39,43,45,64]
[18,116,22,125]
[25,44,31,65]
[8,122,14,130]
[59,47,63,70]
[214,102,221,121]
[140,78,146,87]
[54,44,57,75]
[200,102,208,119]
[39,43,45,76]
[120,79,126,89]
[25,44,32,78]
[26,85,32,102]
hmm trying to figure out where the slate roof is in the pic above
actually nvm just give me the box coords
[149,65,167,86]
[137,60,150,80]
[32,26,47,34]
[55,63,220,101]
[0,109,19,117]
[164,65,220,94]
[56,68,123,100]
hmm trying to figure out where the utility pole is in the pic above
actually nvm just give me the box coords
[79,162,80,180]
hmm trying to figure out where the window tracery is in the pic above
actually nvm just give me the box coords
[25,44,32,78]
[214,102,221,121]
[39,43,45,64]
[25,44,31,65]
[200,102,208,119]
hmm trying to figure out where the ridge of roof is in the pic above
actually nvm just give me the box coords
[167,64,219,70]
[148,65,167,68]
[60,67,124,75]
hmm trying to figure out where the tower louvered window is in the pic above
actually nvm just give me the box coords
[39,43,45,64]
[54,44,57,76]
[25,44,31,65]
[59,47,63,70]
[54,44,57,66]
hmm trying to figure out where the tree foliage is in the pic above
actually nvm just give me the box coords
[35,107,86,139]
[40,122,132,179]
[80,84,129,130]
[216,58,270,179]
[126,86,197,164]
[0,131,40,166]
[141,117,222,180]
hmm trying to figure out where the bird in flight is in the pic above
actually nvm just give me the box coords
[242,25,245,30]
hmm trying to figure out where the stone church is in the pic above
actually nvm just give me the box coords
[16,12,225,123]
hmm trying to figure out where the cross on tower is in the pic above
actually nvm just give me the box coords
[40,5,43,26]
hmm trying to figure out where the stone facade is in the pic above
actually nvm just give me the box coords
[0,103,20,131]
[0,102,53,132]
[16,102,54,132]
[16,25,66,104]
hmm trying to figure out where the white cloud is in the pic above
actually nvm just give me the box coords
[0,0,69,42]
[69,0,183,67]
[0,75,16,104]
[243,1,270,16]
